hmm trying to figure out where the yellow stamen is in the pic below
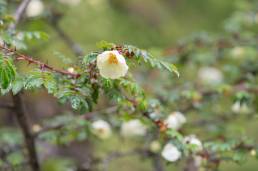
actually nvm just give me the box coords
[108,53,118,64]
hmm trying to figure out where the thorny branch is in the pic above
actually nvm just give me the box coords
[0,44,81,78]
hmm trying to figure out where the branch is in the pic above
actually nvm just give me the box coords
[0,44,81,78]
[151,154,164,171]
[12,94,40,171]
[184,156,199,171]
[46,9,84,56]
[8,0,32,30]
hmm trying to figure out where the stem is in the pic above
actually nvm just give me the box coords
[152,154,164,171]
[52,23,84,56]
[0,44,80,78]
[184,157,199,171]
[8,0,32,30]
[48,10,84,56]
[12,94,40,171]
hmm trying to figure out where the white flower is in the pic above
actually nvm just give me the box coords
[231,102,250,114]
[165,112,186,130]
[120,119,147,137]
[58,0,81,6]
[150,141,161,153]
[198,67,223,85]
[97,50,128,79]
[26,0,44,18]
[161,143,181,162]
[184,135,203,152]
[92,120,112,139]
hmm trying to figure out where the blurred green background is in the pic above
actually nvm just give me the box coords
[9,0,258,170]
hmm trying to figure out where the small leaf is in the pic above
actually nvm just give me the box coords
[12,76,24,95]
[0,54,16,89]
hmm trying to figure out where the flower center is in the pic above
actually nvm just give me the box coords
[108,53,118,64]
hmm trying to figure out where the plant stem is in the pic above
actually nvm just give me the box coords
[0,45,80,78]
[12,93,40,171]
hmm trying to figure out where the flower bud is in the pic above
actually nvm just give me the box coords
[92,120,112,139]
[150,141,161,153]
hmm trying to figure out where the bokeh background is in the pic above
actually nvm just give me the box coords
[1,0,258,171]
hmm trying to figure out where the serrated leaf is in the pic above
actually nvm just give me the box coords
[123,45,180,76]
[0,54,16,89]
[12,76,24,95]
[82,53,98,65]
[96,40,114,50]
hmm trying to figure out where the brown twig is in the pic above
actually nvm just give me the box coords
[8,0,32,30]
[0,44,81,78]
[12,94,40,171]
[151,154,164,171]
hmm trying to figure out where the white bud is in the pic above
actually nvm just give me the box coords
[161,143,181,162]
[26,0,44,18]
[184,135,203,152]
[92,120,112,139]
[250,149,256,156]
[198,67,223,86]
[97,50,128,79]
[32,124,42,133]
[120,119,147,137]
[58,0,81,6]
[165,112,186,130]
[67,67,75,74]
[150,141,161,153]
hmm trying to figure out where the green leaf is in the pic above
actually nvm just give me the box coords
[25,73,44,90]
[123,45,180,77]
[18,31,49,41]
[96,40,114,50]
[12,76,24,95]
[70,96,89,113]
[43,72,57,94]
[82,53,98,65]
[0,54,16,89]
